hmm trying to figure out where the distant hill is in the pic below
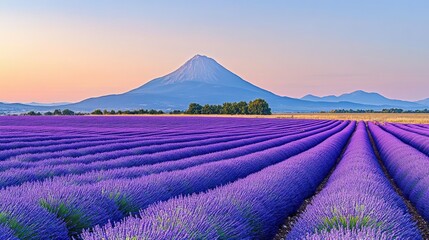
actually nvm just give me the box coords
[416,98,429,107]
[0,102,48,114]
[301,90,426,109]
[26,102,71,107]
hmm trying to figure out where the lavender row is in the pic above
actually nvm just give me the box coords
[0,123,283,159]
[0,122,247,149]
[0,123,297,164]
[380,123,429,156]
[0,225,18,240]
[0,133,103,144]
[395,124,429,136]
[396,123,429,136]
[0,134,174,157]
[0,121,341,188]
[392,122,429,137]
[0,120,335,171]
[1,118,321,159]
[0,118,326,145]
[0,121,307,169]
[369,122,429,223]
[0,130,288,188]
[81,122,355,240]
[0,115,326,128]
[414,124,429,129]
[0,116,324,137]
[0,135,125,151]
[287,122,421,239]
[0,122,349,238]
[0,125,149,138]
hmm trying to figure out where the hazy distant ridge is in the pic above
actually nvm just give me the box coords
[301,90,427,108]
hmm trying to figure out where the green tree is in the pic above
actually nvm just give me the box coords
[44,111,53,116]
[212,105,222,114]
[53,109,62,115]
[26,111,40,116]
[62,109,75,115]
[248,99,271,115]
[92,109,103,115]
[186,103,203,114]
[236,101,248,114]
[201,104,213,114]
[222,102,238,114]
[170,110,183,114]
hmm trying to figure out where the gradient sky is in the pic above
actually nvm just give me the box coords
[1,1,428,103]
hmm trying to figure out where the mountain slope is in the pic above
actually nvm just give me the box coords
[129,55,261,92]
[26,102,71,107]
[302,90,425,108]
[66,55,386,112]
[416,98,429,107]
[0,102,49,114]
[67,55,281,110]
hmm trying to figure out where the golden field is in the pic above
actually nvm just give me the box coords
[272,113,429,124]
[103,113,429,124]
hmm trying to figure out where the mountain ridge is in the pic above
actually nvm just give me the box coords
[416,98,429,107]
[301,90,426,108]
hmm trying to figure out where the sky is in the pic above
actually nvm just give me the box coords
[0,0,428,103]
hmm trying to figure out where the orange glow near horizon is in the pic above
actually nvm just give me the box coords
[1,1,428,103]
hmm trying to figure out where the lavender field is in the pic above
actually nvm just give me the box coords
[0,116,428,240]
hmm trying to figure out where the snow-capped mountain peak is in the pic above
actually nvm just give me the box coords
[159,54,226,85]
[130,54,260,93]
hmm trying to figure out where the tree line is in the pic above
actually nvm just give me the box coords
[21,99,271,116]
[185,99,271,115]
[23,109,81,116]
[91,109,164,115]
[22,108,165,116]
[324,108,429,113]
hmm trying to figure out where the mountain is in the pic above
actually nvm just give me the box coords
[0,102,49,115]
[65,55,382,112]
[416,98,429,107]
[26,102,71,107]
[301,94,326,102]
[302,90,425,109]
